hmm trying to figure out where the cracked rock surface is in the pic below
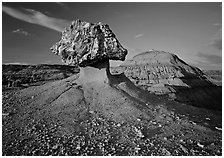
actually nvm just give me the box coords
[50,19,127,66]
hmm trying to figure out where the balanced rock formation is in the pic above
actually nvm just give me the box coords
[48,20,153,124]
[51,19,127,67]
[111,50,221,110]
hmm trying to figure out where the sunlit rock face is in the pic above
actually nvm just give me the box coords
[111,50,221,110]
[51,19,128,67]
[111,50,210,93]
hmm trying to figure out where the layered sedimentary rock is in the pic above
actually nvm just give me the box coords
[111,50,221,110]
[51,19,127,67]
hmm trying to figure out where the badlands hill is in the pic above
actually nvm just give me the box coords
[111,50,221,110]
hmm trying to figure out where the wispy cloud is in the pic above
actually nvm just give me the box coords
[43,60,54,64]
[135,34,144,38]
[190,60,222,70]
[56,2,70,10]
[197,52,222,64]
[3,62,30,65]
[212,23,221,26]
[56,2,66,7]
[209,28,222,50]
[56,2,65,5]
[12,28,31,36]
[3,5,71,32]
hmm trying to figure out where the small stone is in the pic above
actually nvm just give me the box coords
[2,113,9,116]
[52,145,58,149]
[133,126,144,138]
[197,142,204,148]
[179,144,188,153]
[152,122,157,125]
[161,148,171,156]
[215,127,222,131]
[76,145,81,150]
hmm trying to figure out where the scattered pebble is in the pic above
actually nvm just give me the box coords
[76,145,81,150]
[161,148,171,156]
[2,113,9,116]
[197,142,204,148]
[205,118,210,121]
[135,147,141,151]
[215,127,222,131]
[191,121,197,125]
[133,126,144,138]
[179,144,188,153]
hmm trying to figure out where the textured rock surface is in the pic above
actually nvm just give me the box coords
[51,19,127,66]
[111,50,221,110]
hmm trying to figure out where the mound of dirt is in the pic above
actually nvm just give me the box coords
[111,50,221,110]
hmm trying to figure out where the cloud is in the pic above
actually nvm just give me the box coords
[190,61,222,70]
[212,23,221,26]
[197,52,222,64]
[56,2,65,5]
[135,34,144,38]
[56,2,70,10]
[42,60,54,64]
[3,5,71,32]
[209,28,222,50]
[12,29,31,36]
[3,62,30,65]
[56,2,66,7]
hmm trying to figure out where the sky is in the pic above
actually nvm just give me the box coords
[2,2,222,70]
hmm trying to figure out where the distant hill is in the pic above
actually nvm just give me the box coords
[111,50,222,110]
[2,64,79,89]
[202,70,222,86]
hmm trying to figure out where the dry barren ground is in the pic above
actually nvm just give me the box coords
[2,74,222,156]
